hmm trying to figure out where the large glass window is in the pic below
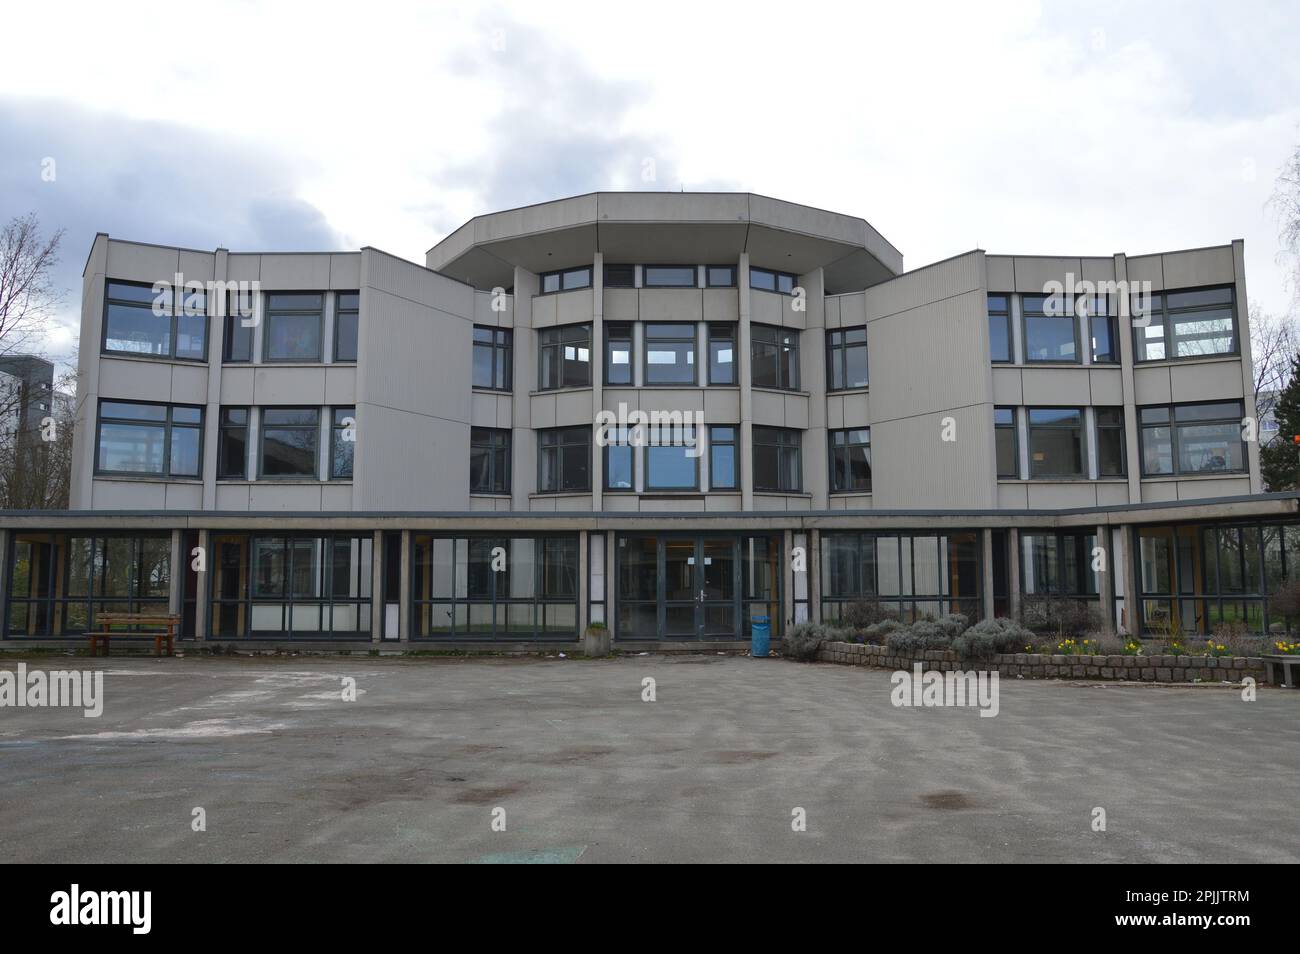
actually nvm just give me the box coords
[217,407,249,479]
[707,323,736,385]
[1140,401,1245,476]
[1027,407,1084,478]
[540,267,591,294]
[706,265,736,287]
[411,535,579,639]
[644,323,696,385]
[223,288,254,363]
[828,428,871,493]
[603,264,635,288]
[644,424,698,490]
[827,327,869,390]
[750,268,796,294]
[751,324,799,390]
[264,292,323,362]
[753,426,801,492]
[538,426,590,493]
[987,294,1011,363]
[1095,407,1126,477]
[330,407,355,479]
[472,325,512,390]
[1134,286,1236,362]
[103,280,208,361]
[604,322,633,385]
[260,408,319,478]
[1021,293,1078,363]
[1084,294,1117,363]
[643,265,696,287]
[334,291,359,362]
[96,400,202,478]
[709,425,737,490]
[6,532,171,637]
[604,426,634,491]
[538,324,591,390]
[820,531,981,622]
[995,407,1019,478]
[470,427,510,494]
[1020,531,1099,598]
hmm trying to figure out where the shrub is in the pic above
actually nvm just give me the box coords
[782,623,827,661]
[951,617,1033,660]
[841,599,897,630]
[1268,578,1300,622]
[886,627,922,653]
[1020,595,1100,637]
[863,618,903,644]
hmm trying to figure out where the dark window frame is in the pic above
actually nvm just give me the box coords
[1026,406,1086,479]
[642,265,698,288]
[994,406,1019,479]
[1133,285,1238,364]
[705,265,736,288]
[472,325,513,391]
[537,323,593,391]
[642,322,698,386]
[470,426,511,495]
[987,293,1012,363]
[750,323,800,391]
[330,407,355,480]
[709,425,738,490]
[1020,293,1081,364]
[1138,400,1247,477]
[603,264,635,288]
[826,326,869,391]
[262,291,324,363]
[828,427,872,493]
[95,399,204,479]
[537,425,592,494]
[749,267,797,295]
[539,267,592,295]
[102,279,210,363]
[333,291,359,363]
[643,425,699,492]
[604,322,634,386]
[258,406,321,480]
[217,406,250,480]
[753,426,802,493]
[1095,406,1127,478]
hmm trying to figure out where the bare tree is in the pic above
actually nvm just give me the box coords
[0,369,80,510]
[0,213,65,356]
[1251,303,1299,428]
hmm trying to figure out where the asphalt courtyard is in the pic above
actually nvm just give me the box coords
[1,653,1297,863]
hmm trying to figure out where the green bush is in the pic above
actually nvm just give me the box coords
[783,623,840,661]
[952,617,1034,660]
[841,599,897,630]
[864,618,903,644]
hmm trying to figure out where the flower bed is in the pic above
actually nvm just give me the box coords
[813,641,1269,684]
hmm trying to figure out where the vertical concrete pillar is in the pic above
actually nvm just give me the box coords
[981,527,995,621]
[1113,253,1143,505]
[168,529,183,616]
[737,253,754,511]
[578,529,589,631]
[1118,524,1136,636]
[0,528,10,633]
[808,528,821,623]
[1008,527,1021,620]
[1096,522,1114,632]
[1233,239,1263,493]
[203,249,228,510]
[512,267,539,511]
[800,267,828,510]
[591,253,604,510]
[70,234,109,509]
[194,528,210,641]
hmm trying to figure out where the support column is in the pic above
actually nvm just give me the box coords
[981,528,995,621]
[371,530,384,643]
[194,528,210,641]
[737,253,754,510]
[168,529,183,617]
[0,528,10,635]
[578,529,589,632]
[397,530,410,644]
[1008,528,1021,621]
[1118,524,1136,636]
[1096,522,1114,632]
[591,255,604,511]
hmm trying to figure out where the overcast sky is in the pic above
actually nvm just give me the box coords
[2,0,1298,372]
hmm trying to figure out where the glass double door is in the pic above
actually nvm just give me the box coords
[619,534,740,639]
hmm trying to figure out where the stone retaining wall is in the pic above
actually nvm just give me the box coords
[814,641,1269,684]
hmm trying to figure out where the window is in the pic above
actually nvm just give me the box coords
[1095,407,1126,477]
[750,267,796,294]
[751,324,799,390]
[1140,401,1246,476]
[264,293,323,362]
[753,426,801,492]
[540,267,591,294]
[1084,295,1117,363]
[470,427,510,494]
[218,407,249,479]
[604,264,635,288]
[538,324,591,390]
[820,531,982,622]
[644,424,698,490]
[1020,531,1099,600]
[604,426,634,491]
[829,428,871,493]
[827,327,868,390]
[103,280,208,361]
[96,401,202,478]
[223,290,254,363]
[538,426,591,492]
[709,425,738,490]
[331,408,355,479]
[260,408,319,478]
[995,407,1019,479]
[411,535,579,639]
[987,294,1011,363]
[643,265,696,288]
[332,292,359,362]
[1021,293,1078,363]
[707,323,736,385]
[706,265,736,287]
[1027,407,1084,478]
[1133,287,1236,362]
[472,326,512,390]
[604,323,633,386]
[644,323,696,385]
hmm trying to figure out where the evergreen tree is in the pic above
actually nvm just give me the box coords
[1260,354,1300,491]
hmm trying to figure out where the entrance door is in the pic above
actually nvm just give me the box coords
[616,534,742,640]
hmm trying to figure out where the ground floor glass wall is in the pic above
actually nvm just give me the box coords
[820,531,981,622]
[411,535,579,639]
[5,532,170,637]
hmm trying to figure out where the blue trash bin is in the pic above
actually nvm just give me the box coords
[751,615,771,657]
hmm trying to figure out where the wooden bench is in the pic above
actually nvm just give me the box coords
[90,614,181,657]
[1263,654,1299,689]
